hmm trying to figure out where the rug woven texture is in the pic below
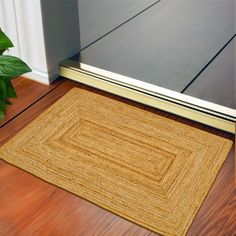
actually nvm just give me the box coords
[0,87,232,236]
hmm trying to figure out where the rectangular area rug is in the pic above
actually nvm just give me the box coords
[0,87,232,236]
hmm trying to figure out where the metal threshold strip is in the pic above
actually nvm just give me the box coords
[60,59,236,134]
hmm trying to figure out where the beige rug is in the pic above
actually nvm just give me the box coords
[0,87,232,236]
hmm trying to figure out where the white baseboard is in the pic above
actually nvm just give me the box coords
[23,69,59,85]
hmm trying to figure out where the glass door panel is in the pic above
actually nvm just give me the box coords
[60,0,236,133]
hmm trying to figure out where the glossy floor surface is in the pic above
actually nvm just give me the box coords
[78,0,157,49]
[0,77,235,235]
[77,0,235,109]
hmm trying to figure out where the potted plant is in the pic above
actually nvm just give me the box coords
[0,28,31,121]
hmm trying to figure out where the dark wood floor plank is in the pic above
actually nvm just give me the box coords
[187,147,236,235]
[0,77,63,128]
[0,79,75,147]
[78,0,157,48]
[184,38,236,109]
[0,78,235,236]
[80,0,235,92]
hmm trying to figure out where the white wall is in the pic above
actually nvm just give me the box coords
[0,0,20,57]
[0,0,80,84]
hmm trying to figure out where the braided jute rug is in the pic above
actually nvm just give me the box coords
[0,87,232,236]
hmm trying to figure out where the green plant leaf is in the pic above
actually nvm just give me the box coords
[0,99,7,111]
[0,49,6,55]
[0,79,6,96]
[0,30,31,121]
[0,110,5,121]
[4,79,17,98]
[0,29,14,50]
[0,77,17,120]
[0,55,32,77]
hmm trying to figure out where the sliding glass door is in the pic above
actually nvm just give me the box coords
[60,0,236,133]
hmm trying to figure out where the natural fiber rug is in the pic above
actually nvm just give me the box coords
[0,87,232,236]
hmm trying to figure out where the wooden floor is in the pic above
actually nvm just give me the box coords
[0,77,235,236]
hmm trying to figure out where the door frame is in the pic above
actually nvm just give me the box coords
[60,59,236,134]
